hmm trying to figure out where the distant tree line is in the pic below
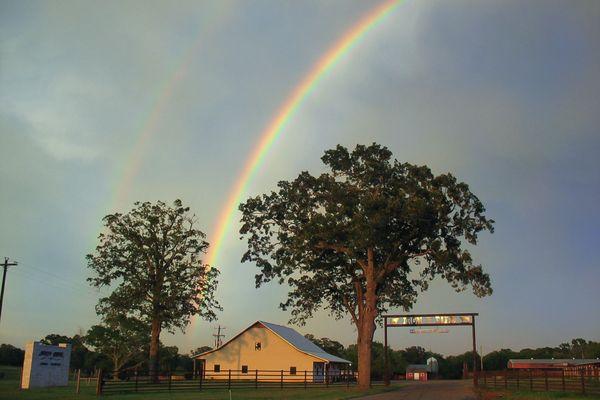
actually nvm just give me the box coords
[304,335,600,380]
[1,336,598,379]
[0,334,210,378]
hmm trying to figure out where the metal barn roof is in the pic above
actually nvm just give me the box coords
[406,364,429,372]
[508,359,600,369]
[259,321,350,364]
[194,321,350,364]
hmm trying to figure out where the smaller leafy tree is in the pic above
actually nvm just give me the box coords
[190,346,212,357]
[86,315,149,379]
[0,344,24,366]
[87,200,220,381]
[159,346,180,372]
[41,333,91,372]
[304,335,345,358]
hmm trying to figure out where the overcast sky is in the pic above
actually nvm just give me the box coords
[1,0,599,356]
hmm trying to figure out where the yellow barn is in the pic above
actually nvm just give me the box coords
[194,321,351,383]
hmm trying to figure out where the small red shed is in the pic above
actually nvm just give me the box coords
[406,364,429,381]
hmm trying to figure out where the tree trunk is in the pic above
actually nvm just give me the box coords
[149,318,161,383]
[357,249,378,390]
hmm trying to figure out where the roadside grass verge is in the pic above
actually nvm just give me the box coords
[478,388,600,400]
[0,374,401,400]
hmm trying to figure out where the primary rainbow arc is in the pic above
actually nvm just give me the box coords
[204,0,402,269]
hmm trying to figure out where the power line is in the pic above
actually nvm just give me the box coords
[11,268,102,302]
[15,263,108,297]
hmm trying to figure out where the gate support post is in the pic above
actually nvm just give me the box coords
[472,315,478,387]
[384,316,390,386]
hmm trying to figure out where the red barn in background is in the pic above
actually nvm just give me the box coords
[406,364,429,381]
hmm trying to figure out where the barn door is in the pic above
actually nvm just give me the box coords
[313,362,325,383]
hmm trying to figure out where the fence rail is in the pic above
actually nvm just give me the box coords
[479,368,600,395]
[98,368,357,395]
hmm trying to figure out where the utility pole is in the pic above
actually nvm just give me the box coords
[0,257,18,324]
[213,325,226,348]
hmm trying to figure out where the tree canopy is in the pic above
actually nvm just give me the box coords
[239,143,494,388]
[87,199,220,379]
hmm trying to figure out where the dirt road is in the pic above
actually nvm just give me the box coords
[359,380,477,400]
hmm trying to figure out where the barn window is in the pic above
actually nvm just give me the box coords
[255,342,261,351]
[214,364,220,372]
[290,367,297,375]
[242,365,248,374]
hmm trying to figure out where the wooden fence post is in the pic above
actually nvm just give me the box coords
[95,369,103,396]
[280,370,284,389]
[228,369,231,390]
[255,369,258,389]
[325,364,329,388]
[168,372,172,392]
[562,369,565,392]
[504,370,508,389]
[581,369,585,395]
[529,369,533,391]
[544,370,548,391]
[347,366,350,388]
[199,366,203,391]
[516,369,519,389]
[304,370,307,389]
[493,372,497,388]
[75,369,81,394]
[135,368,138,392]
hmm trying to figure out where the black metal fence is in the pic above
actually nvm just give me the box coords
[98,368,357,395]
[479,368,600,395]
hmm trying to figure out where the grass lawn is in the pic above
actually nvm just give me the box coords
[0,367,401,400]
[478,388,600,400]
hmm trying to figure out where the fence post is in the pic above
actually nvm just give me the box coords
[544,370,548,391]
[75,369,81,394]
[199,366,203,391]
[529,369,533,391]
[347,366,350,388]
[504,370,507,389]
[168,372,172,392]
[228,369,231,390]
[95,369,103,396]
[255,369,258,389]
[516,369,519,389]
[562,369,565,392]
[280,370,284,389]
[304,370,307,389]
[493,372,497,388]
[325,364,329,388]
[135,368,138,392]
[581,369,585,395]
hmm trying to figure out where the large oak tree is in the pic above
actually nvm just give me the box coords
[87,200,220,381]
[239,144,494,389]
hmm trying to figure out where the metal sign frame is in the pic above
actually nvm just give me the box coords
[382,313,479,386]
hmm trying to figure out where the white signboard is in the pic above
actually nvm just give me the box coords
[21,342,71,389]
[389,315,473,326]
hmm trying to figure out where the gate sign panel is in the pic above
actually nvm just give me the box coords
[382,313,480,386]
[387,313,475,327]
[21,342,71,389]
